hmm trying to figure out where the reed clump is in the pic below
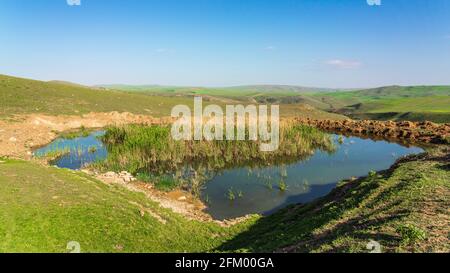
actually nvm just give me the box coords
[97,122,335,176]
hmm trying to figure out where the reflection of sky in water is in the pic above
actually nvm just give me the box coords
[34,132,423,220]
[34,131,106,169]
[202,136,423,220]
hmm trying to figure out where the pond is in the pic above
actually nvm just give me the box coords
[34,131,107,169]
[34,131,423,220]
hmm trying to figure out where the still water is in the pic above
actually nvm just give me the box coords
[35,132,423,220]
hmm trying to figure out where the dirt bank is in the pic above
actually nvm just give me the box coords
[90,169,251,226]
[296,118,450,144]
[0,112,171,159]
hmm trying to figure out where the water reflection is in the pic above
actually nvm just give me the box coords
[35,132,423,220]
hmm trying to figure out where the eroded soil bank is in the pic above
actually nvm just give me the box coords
[297,118,450,144]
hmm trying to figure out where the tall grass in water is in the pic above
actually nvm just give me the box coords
[36,147,71,161]
[99,123,335,172]
[95,122,336,194]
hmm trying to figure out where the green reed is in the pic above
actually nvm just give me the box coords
[94,122,336,194]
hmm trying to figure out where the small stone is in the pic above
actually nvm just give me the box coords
[9,137,17,142]
[114,245,124,251]
[105,171,116,177]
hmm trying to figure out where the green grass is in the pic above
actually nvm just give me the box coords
[0,74,345,120]
[35,148,71,161]
[95,124,336,193]
[0,159,251,253]
[0,75,205,117]
[309,85,450,123]
[94,123,336,196]
[107,83,450,122]
[136,173,180,192]
[2,74,448,122]
[99,84,334,98]
[58,126,91,140]
[1,148,447,253]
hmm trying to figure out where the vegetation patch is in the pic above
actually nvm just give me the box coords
[396,224,427,246]
[94,123,336,194]
[35,147,71,161]
[311,86,450,123]
[58,126,92,140]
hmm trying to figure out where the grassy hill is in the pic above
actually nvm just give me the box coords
[99,84,336,97]
[103,83,450,123]
[0,75,200,117]
[0,74,344,119]
[310,86,450,123]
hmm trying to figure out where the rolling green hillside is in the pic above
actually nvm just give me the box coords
[99,84,336,98]
[0,75,343,119]
[103,83,450,122]
[0,75,199,117]
[310,86,450,123]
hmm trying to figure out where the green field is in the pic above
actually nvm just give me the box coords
[99,84,334,98]
[0,75,206,117]
[310,86,450,123]
[5,74,447,122]
[0,74,345,120]
[104,82,450,123]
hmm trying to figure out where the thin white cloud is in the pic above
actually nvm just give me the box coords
[265,46,276,51]
[325,59,362,69]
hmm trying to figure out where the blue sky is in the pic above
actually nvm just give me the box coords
[0,0,449,88]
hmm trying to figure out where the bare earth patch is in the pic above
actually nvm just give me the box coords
[88,169,251,225]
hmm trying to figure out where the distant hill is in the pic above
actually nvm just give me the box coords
[0,75,197,117]
[96,83,450,122]
[0,74,344,120]
[2,74,447,122]
[97,84,343,111]
[225,85,337,93]
[309,85,450,123]
[337,85,450,98]
[47,80,91,88]
[97,84,338,97]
